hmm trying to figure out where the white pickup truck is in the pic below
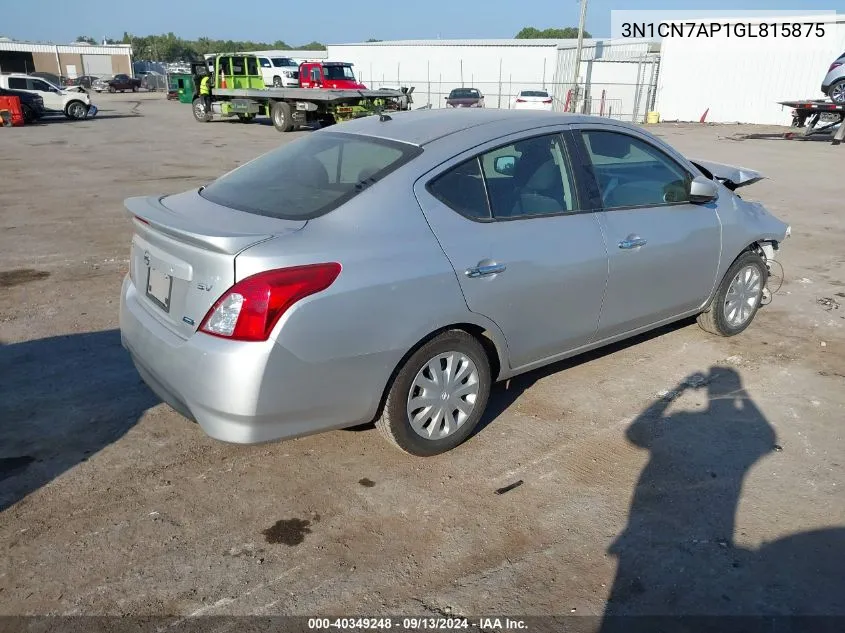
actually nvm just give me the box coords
[0,73,95,119]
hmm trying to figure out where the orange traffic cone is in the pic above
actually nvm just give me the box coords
[219,70,227,89]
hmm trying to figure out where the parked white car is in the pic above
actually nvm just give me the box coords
[511,89,554,111]
[0,73,93,119]
[255,56,300,87]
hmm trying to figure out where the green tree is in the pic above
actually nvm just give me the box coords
[300,41,327,51]
[75,35,96,44]
[515,26,590,39]
[366,38,382,42]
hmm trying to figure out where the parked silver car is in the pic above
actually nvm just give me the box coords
[120,110,790,456]
[822,50,845,104]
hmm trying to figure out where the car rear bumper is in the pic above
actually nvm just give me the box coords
[119,275,393,444]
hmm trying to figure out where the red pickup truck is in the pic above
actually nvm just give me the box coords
[108,74,142,93]
[298,61,367,90]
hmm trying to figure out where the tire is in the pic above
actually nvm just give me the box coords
[376,330,492,456]
[697,251,768,337]
[108,85,115,93]
[192,98,212,123]
[271,101,293,132]
[22,104,36,124]
[272,76,282,87]
[132,85,138,92]
[64,101,88,120]
[828,79,845,105]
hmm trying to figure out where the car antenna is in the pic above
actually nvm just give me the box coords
[379,113,392,122]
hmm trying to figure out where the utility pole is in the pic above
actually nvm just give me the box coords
[570,0,588,112]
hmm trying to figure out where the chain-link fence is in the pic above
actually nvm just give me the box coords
[364,62,660,123]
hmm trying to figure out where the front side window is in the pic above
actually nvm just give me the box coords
[581,130,692,209]
[200,133,421,220]
[30,80,52,92]
[311,68,320,82]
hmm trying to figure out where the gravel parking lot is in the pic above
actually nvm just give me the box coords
[1,93,844,624]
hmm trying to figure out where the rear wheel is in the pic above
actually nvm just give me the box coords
[22,104,36,124]
[272,76,282,87]
[697,251,768,337]
[376,330,492,456]
[271,101,293,132]
[829,79,845,105]
[108,85,115,93]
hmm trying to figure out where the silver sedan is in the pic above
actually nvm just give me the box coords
[119,109,790,456]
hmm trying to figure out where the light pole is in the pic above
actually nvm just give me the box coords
[570,0,588,113]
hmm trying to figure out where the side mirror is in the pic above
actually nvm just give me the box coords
[494,155,517,175]
[688,176,718,203]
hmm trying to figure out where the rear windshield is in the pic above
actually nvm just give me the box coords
[520,90,549,97]
[200,132,422,220]
[450,88,480,98]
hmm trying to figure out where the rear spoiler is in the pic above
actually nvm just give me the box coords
[690,159,764,191]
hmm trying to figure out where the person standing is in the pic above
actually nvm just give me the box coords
[199,72,212,115]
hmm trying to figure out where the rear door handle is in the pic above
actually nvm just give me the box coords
[465,263,507,278]
[618,236,647,250]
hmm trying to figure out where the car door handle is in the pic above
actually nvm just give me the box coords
[465,263,507,278]
[618,236,648,249]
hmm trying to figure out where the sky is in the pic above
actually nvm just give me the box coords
[2,0,841,45]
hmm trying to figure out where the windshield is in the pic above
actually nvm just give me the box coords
[323,65,356,80]
[272,58,297,67]
[200,132,422,220]
[520,90,549,98]
[449,88,480,99]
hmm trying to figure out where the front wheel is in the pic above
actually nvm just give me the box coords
[272,76,282,87]
[697,251,768,337]
[108,86,115,93]
[828,79,845,105]
[376,330,492,456]
[192,98,212,122]
[132,85,138,92]
[65,101,88,120]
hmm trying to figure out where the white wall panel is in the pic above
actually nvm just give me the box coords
[655,16,845,124]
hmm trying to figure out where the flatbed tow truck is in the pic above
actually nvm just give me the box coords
[779,99,845,145]
[190,54,412,132]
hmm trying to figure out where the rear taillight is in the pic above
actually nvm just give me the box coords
[831,62,843,72]
[542,99,552,104]
[516,98,526,103]
[199,263,341,342]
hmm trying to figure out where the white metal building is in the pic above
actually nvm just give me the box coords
[655,14,845,125]
[326,38,659,120]
[0,38,133,78]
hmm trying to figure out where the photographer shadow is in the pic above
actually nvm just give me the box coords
[600,367,845,631]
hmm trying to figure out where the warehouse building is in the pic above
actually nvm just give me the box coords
[326,38,659,121]
[0,38,133,80]
[655,14,845,124]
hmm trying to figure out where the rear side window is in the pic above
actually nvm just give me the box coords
[428,158,490,220]
[8,78,26,89]
[259,58,272,68]
[200,132,422,220]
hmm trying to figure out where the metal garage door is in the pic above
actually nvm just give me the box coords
[82,54,113,77]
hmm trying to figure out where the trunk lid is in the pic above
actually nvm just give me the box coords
[125,190,306,339]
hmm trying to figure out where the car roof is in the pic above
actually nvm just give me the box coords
[333,109,635,146]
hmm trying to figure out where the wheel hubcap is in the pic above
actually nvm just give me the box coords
[723,264,762,327]
[832,83,845,104]
[407,352,480,440]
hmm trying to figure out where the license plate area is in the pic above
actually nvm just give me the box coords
[146,267,173,312]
